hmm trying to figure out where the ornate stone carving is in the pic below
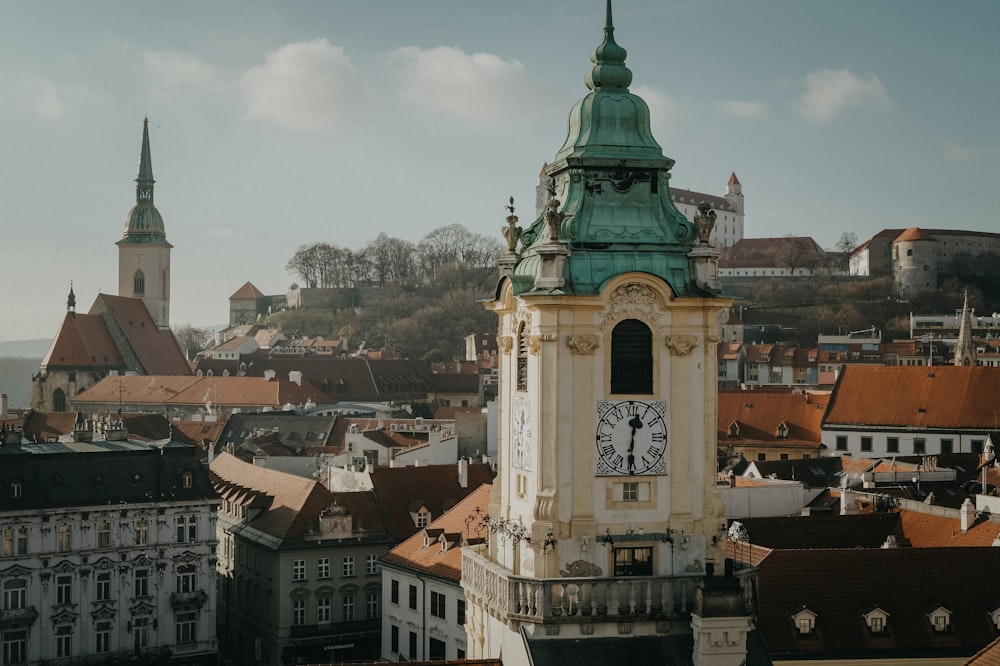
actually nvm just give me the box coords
[498,336,513,355]
[527,336,542,356]
[567,334,600,355]
[544,199,566,242]
[706,334,720,344]
[666,334,698,356]
[533,494,555,522]
[601,283,662,331]
[560,560,603,577]
[703,488,725,519]
[693,202,716,245]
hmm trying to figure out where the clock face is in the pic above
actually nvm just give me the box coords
[511,397,532,471]
[595,400,667,476]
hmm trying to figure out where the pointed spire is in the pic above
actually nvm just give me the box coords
[954,289,977,366]
[586,0,632,92]
[136,117,155,206]
[67,282,76,314]
[728,172,741,186]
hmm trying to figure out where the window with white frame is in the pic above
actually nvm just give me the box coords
[2,526,27,557]
[317,597,331,624]
[175,515,197,543]
[56,625,72,657]
[343,594,355,621]
[292,599,305,625]
[292,559,306,581]
[56,574,72,605]
[176,564,197,593]
[95,620,111,653]
[133,616,149,650]
[3,579,25,610]
[366,553,378,575]
[134,569,149,597]
[343,556,355,577]
[623,482,639,502]
[416,509,430,528]
[97,519,111,548]
[366,590,379,619]
[317,557,330,579]
[96,571,111,601]
[2,631,26,664]
[57,524,72,552]
[135,519,148,545]
[176,611,197,644]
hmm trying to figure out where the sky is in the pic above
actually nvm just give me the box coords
[1,0,997,342]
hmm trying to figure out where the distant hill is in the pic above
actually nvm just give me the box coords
[0,338,50,358]
[0,357,39,410]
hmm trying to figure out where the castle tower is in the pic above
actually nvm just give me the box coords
[724,172,743,216]
[461,4,750,664]
[892,227,938,299]
[954,290,978,366]
[117,118,172,329]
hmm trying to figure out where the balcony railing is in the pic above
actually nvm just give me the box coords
[289,618,380,639]
[0,607,38,629]
[462,545,705,624]
[169,589,208,611]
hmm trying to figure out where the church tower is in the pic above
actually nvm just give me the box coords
[462,4,750,665]
[954,290,977,366]
[117,118,172,329]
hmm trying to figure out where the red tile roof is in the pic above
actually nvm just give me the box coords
[825,366,1000,429]
[719,237,826,269]
[72,375,332,410]
[230,281,265,299]
[381,484,491,582]
[90,294,190,375]
[369,463,494,540]
[41,312,122,368]
[719,389,829,446]
[894,227,937,243]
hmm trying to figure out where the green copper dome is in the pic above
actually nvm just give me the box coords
[119,118,170,246]
[509,0,697,297]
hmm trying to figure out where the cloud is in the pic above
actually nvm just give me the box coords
[386,46,555,124]
[793,69,890,123]
[25,79,65,120]
[632,85,677,138]
[143,50,225,97]
[943,141,976,162]
[718,100,766,119]
[242,39,370,131]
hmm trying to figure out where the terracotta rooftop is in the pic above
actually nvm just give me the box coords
[41,312,122,368]
[90,294,191,375]
[825,365,1000,430]
[894,227,937,243]
[381,483,491,582]
[719,389,829,447]
[719,237,826,269]
[230,281,265,299]
[967,636,1000,665]
[369,463,494,540]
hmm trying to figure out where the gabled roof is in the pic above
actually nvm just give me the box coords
[72,375,332,410]
[719,390,829,446]
[369,463,494,540]
[825,366,1000,430]
[210,451,386,541]
[381,484,491,582]
[89,294,190,374]
[719,237,827,269]
[747,456,859,488]
[894,227,937,243]
[41,312,123,369]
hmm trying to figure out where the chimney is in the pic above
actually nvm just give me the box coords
[458,457,469,488]
[289,371,303,386]
[263,369,276,381]
[960,498,975,532]
[0,393,7,421]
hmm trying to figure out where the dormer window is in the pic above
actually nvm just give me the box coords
[728,422,740,438]
[928,606,952,633]
[863,607,889,635]
[776,422,789,439]
[990,608,1000,631]
[792,607,817,636]
[181,470,193,489]
[416,509,430,528]
[9,480,22,498]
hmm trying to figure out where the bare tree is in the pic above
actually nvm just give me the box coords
[835,232,859,254]
[172,324,212,361]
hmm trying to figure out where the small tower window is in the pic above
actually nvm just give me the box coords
[516,322,528,392]
[52,388,67,412]
[611,319,653,394]
[134,270,145,296]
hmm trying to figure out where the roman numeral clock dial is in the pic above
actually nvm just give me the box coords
[595,400,667,476]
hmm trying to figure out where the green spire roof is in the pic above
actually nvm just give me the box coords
[119,118,170,246]
[509,1,698,297]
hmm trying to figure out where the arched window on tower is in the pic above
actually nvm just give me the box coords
[134,270,145,296]
[516,322,528,392]
[53,388,67,412]
[611,319,653,394]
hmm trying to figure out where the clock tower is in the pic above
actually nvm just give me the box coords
[462,3,752,665]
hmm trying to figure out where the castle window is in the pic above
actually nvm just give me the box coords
[516,322,528,392]
[613,546,652,576]
[134,270,145,295]
[611,319,653,394]
[53,388,67,412]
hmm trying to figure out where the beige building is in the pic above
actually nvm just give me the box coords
[462,5,756,665]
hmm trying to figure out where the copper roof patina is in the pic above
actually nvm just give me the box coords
[506,0,699,297]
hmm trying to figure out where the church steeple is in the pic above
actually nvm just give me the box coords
[954,290,977,366]
[67,283,76,314]
[117,119,172,330]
